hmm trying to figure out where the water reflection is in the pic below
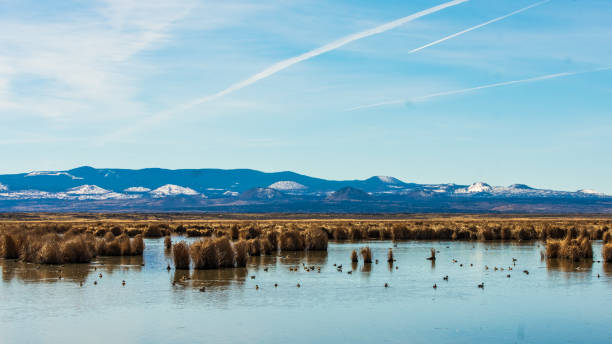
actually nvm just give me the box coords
[546,258,593,277]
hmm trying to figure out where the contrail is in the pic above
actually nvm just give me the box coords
[347,67,612,111]
[408,0,550,54]
[102,0,468,141]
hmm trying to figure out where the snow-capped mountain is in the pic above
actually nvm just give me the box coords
[150,184,199,198]
[67,185,110,195]
[268,181,307,191]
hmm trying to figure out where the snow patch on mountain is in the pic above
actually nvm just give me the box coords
[0,183,7,191]
[124,187,151,193]
[67,185,110,195]
[376,176,401,184]
[268,181,306,191]
[150,184,199,197]
[456,182,492,194]
[26,171,83,180]
[578,189,605,196]
[223,191,239,197]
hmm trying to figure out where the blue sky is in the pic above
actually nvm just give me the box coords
[1,0,611,192]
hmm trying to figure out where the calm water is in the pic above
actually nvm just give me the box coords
[2,239,612,343]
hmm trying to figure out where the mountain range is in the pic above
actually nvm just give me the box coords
[0,166,610,213]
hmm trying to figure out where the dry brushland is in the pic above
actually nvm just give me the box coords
[1,213,612,268]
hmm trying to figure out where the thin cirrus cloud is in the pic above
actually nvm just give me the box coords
[346,67,612,111]
[408,0,550,54]
[101,0,470,141]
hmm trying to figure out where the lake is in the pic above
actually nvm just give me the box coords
[2,239,611,343]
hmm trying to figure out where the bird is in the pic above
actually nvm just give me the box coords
[478,283,484,289]
[122,280,126,286]
[166,264,171,271]
[274,283,278,287]
[512,258,517,262]
[347,271,352,274]
[506,274,511,278]
[433,284,437,289]
[264,268,268,272]
[597,274,600,278]
[523,270,529,275]
[250,275,256,279]
[443,276,448,281]
[375,259,379,264]
[79,282,83,287]
[296,283,301,288]
[93,281,97,285]
[255,285,259,290]
[460,264,463,267]
[99,273,103,278]
[199,287,206,292]
[384,283,389,288]
[395,266,398,270]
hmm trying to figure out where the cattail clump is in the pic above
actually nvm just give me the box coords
[191,239,219,269]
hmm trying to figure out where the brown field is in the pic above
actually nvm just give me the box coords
[1,213,611,267]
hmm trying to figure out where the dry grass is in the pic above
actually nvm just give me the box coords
[351,249,358,263]
[387,248,394,263]
[164,236,172,249]
[1,233,19,259]
[279,229,304,251]
[172,241,190,269]
[361,246,372,264]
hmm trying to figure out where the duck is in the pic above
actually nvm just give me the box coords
[384,283,389,288]
[250,275,256,279]
[506,274,511,278]
[264,267,268,272]
[478,282,484,289]
[122,280,126,286]
[99,273,103,278]
[296,283,301,288]
[433,284,437,289]
[255,285,259,290]
[523,270,529,275]
[443,275,448,281]
[375,259,379,264]
[347,271,352,274]
[199,287,206,292]
[166,264,171,271]
[274,283,278,287]
[93,281,98,285]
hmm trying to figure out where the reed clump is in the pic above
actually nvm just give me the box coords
[361,246,372,264]
[234,240,248,268]
[1,233,19,259]
[304,227,328,251]
[172,241,191,269]
[602,244,612,263]
[351,249,358,263]
[547,232,592,261]
[279,229,305,251]
[387,248,394,263]
[164,236,172,249]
